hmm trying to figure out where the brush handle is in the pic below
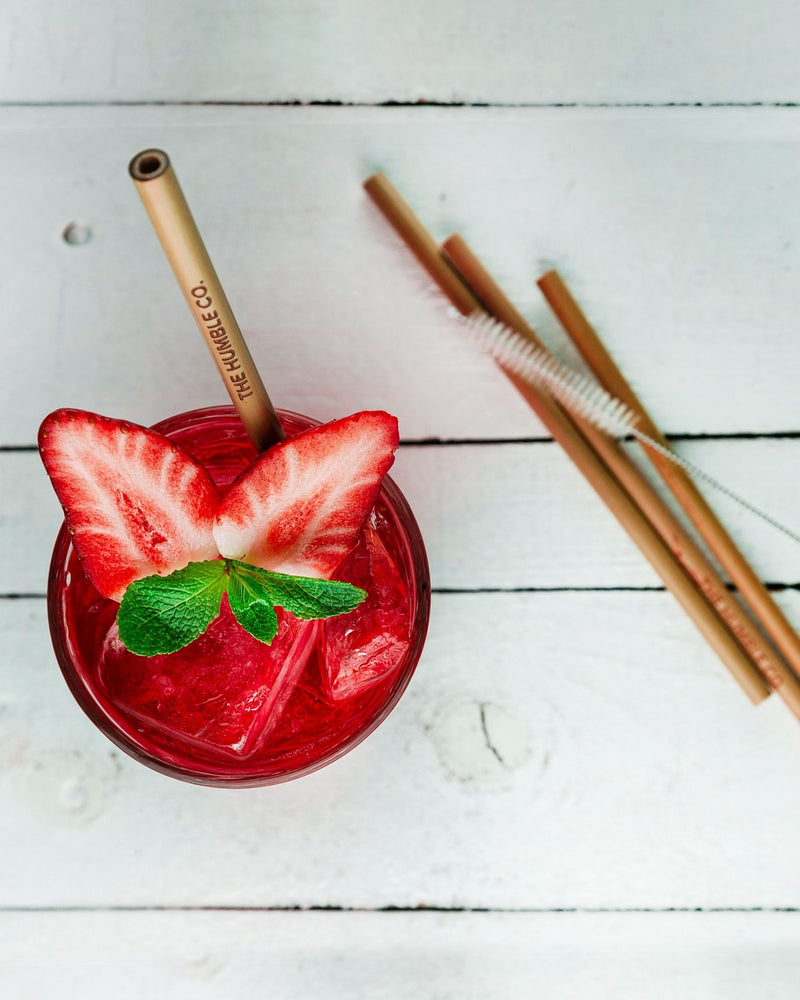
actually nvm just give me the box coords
[629,430,800,545]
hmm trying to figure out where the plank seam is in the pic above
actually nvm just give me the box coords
[1,905,799,914]
[6,432,800,452]
[0,100,799,109]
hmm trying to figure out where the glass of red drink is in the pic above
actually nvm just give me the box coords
[47,405,430,786]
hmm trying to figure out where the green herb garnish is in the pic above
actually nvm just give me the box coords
[117,559,366,656]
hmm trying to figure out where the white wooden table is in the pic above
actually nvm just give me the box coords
[3,3,800,996]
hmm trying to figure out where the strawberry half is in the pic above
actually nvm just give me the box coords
[39,409,220,601]
[213,411,399,578]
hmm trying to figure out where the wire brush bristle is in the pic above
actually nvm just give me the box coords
[464,312,639,438]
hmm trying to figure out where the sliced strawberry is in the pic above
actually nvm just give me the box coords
[213,411,399,578]
[39,409,220,601]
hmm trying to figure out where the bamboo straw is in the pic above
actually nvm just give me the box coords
[129,148,283,452]
[441,235,773,705]
[538,269,800,712]
[364,173,481,316]
[447,237,789,699]
[362,172,770,702]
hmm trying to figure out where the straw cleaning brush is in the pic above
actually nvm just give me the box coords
[464,311,800,545]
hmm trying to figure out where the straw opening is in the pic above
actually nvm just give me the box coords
[129,149,170,182]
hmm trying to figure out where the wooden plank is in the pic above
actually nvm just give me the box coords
[11,437,800,595]
[3,910,800,999]
[3,106,800,444]
[1,1,799,104]
[3,593,800,909]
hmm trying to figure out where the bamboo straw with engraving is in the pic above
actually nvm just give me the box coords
[537,270,800,708]
[129,149,284,452]
[362,173,768,703]
[442,234,775,705]
[445,241,789,702]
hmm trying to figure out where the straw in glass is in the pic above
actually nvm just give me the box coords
[129,148,284,452]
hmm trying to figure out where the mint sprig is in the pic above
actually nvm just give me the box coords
[117,561,228,656]
[117,559,367,656]
[226,563,280,645]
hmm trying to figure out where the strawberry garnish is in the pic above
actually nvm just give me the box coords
[213,411,399,579]
[40,407,399,661]
[39,409,220,601]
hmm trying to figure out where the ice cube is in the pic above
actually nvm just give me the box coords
[98,597,318,758]
[323,524,412,700]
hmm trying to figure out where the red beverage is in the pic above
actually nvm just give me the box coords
[47,406,430,786]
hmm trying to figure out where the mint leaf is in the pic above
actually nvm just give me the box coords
[226,565,280,644]
[117,560,227,656]
[227,560,367,622]
[115,558,368,654]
